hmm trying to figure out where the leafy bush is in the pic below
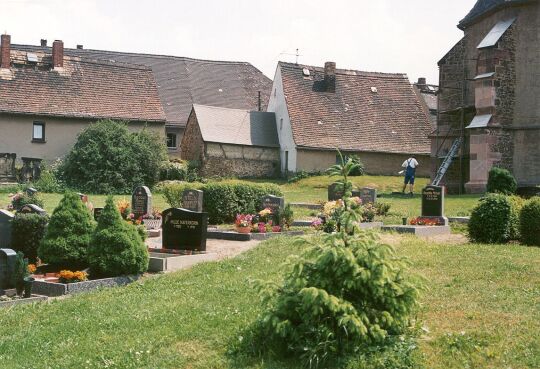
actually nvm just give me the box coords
[348,154,365,176]
[374,202,391,216]
[60,120,167,194]
[10,192,44,212]
[468,194,517,243]
[88,197,149,277]
[246,152,420,366]
[34,169,63,193]
[486,167,517,195]
[12,252,29,289]
[508,195,524,241]
[38,192,96,268]
[519,197,540,246]
[160,160,202,182]
[162,181,283,224]
[11,213,49,263]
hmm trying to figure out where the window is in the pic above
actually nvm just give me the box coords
[32,122,45,142]
[166,133,177,149]
[279,118,283,131]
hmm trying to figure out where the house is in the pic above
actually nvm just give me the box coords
[434,0,540,193]
[267,61,433,176]
[0,35,166,165]
[12,42,273,157]
[413,77,438,128]
[181,104,279,177]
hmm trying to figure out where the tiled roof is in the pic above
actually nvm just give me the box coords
[0,51,165,122]
[13,45,272,127]
[279,62,432,154]
[192,104,278,147]
[458,0,532,29]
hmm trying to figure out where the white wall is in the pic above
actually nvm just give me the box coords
[267,65,297,173]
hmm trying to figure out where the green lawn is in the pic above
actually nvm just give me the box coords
[0,175,481,225]
[0,235,538,368]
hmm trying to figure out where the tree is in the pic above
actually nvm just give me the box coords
[60,119,167,194]
[88,196,149,277]
[38,192,95,268]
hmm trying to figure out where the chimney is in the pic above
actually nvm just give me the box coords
[40,39,47,47]
[1,34,11,69]
[52,39,64,68]
[76,44,83,50]
[417,77,427,86]
[324,61,336,92]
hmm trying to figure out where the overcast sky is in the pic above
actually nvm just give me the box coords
[2,0,476,83]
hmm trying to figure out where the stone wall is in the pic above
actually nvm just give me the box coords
[202,143,280,178]
[180,111,204,162]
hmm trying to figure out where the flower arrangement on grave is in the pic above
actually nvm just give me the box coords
[116,199,131,220]
[310,218,323,231]
[361,203,377,223]
[409,216,444,226]
[7,191,44,212]
[258,208,273,223]
[58,270,88,283]
[140,208,162,230]
[235,214,254,233]
[27,264,37,274]
[142,208,162,220]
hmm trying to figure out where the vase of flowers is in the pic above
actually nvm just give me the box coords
[235,214,253,233]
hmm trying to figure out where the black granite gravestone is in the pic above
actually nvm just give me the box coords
[162,208,208,251]
[0,210,14,249]
[93,207,104,221]
[26,187,38,196]
[328,183,344,201]
[421,185,448,225]
[132,186,152,219]
[0,248,17,291]
[261,195,285,213]
[359,187,377,205]
[182,190,203,212]
[20,204,47,216]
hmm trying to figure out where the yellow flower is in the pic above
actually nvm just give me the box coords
[27,264,37,274]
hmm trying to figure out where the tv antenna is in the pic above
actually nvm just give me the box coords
[278,48,302,64]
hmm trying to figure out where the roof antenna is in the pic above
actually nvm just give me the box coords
[295,48,299,64]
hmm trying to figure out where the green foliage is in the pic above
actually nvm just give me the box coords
[468,194,518,243]
[287,170,322,183]
[11,192,44,212]
[159,160,202,182]
[162,181,283,224]
[519,197,540,246]
[486,167,517,195]
[88,196,149,277]
[280,203,295,228]
[374,202,391,216]
[12,252,29,287]
[60,120,167,194]
[38,192,96,267]
[11,212,49,263]
[348,154,365,176]
[34,169,63,193]
[248,151,420,366]
[507,195,524,241]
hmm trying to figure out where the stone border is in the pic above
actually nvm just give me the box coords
[148,252,219,273]
[448,216,469,224]
[381,225,451,236]
[251,231,305,240]
[290,202,321,210]
[0,294,47,308]
[292,220,313,227]
[207,230,306,241]
[32,275,141,297]
[359,222,383,229]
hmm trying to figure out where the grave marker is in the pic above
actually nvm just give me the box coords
[421,185,448,225]
[328,183,344,201]
[162,208,208,251]
[0,248,17,290]
[182,190,203,212]
[0,210,14,248]
[358,187,377,205]
[19,204,47,216]
[26,187,38,196]
[261,195,284,213]
[132,186,152,219]
[93,207,103,221]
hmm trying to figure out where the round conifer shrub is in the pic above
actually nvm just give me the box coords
[88,196,149,277]
[519,197,540,246]
[60,119,167,194]
[38,192,95,267]
[11,212,49,263]
[486,167,517,195]
[468,193,514,243]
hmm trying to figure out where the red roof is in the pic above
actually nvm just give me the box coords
[0,51,166,122]
[279,62,432,154]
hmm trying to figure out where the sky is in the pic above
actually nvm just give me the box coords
[1,0,476,83]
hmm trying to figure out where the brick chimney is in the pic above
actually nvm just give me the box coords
[324,61,336,92]
[76,44,83,50]
[52,40,64,68]
[1,34,11,69]
[40,39,47,47]
[417,77,427,86]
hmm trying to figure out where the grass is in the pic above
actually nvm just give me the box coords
[0,235,538,368]
[0,175,481,225]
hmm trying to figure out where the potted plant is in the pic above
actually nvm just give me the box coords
[142,208,162,230]
[12,252,29,297]
[235,214,253,233]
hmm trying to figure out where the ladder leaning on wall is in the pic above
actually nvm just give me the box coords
[432,137,463,186]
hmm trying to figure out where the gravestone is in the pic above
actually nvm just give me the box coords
[0,248,17,290]
[182,190,203,212]
[132,186,152,219]
[359,187,377,205]
[26,187,38,196]
[162,208,208,251]
[261,195,285,213]
[0,210,14,248]
[20,204,47,216]
[328,183,344,201]
[93,207,103,221]
[0,153,16,182]
[421,185,448,225]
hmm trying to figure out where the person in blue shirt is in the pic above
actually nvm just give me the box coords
[401,157,419,195]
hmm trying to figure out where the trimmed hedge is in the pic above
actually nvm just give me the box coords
[162,181,283,224]
[11,213,49,263]
[468,194,521,244]
[486,167,517,195]
[519,197,540,246]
